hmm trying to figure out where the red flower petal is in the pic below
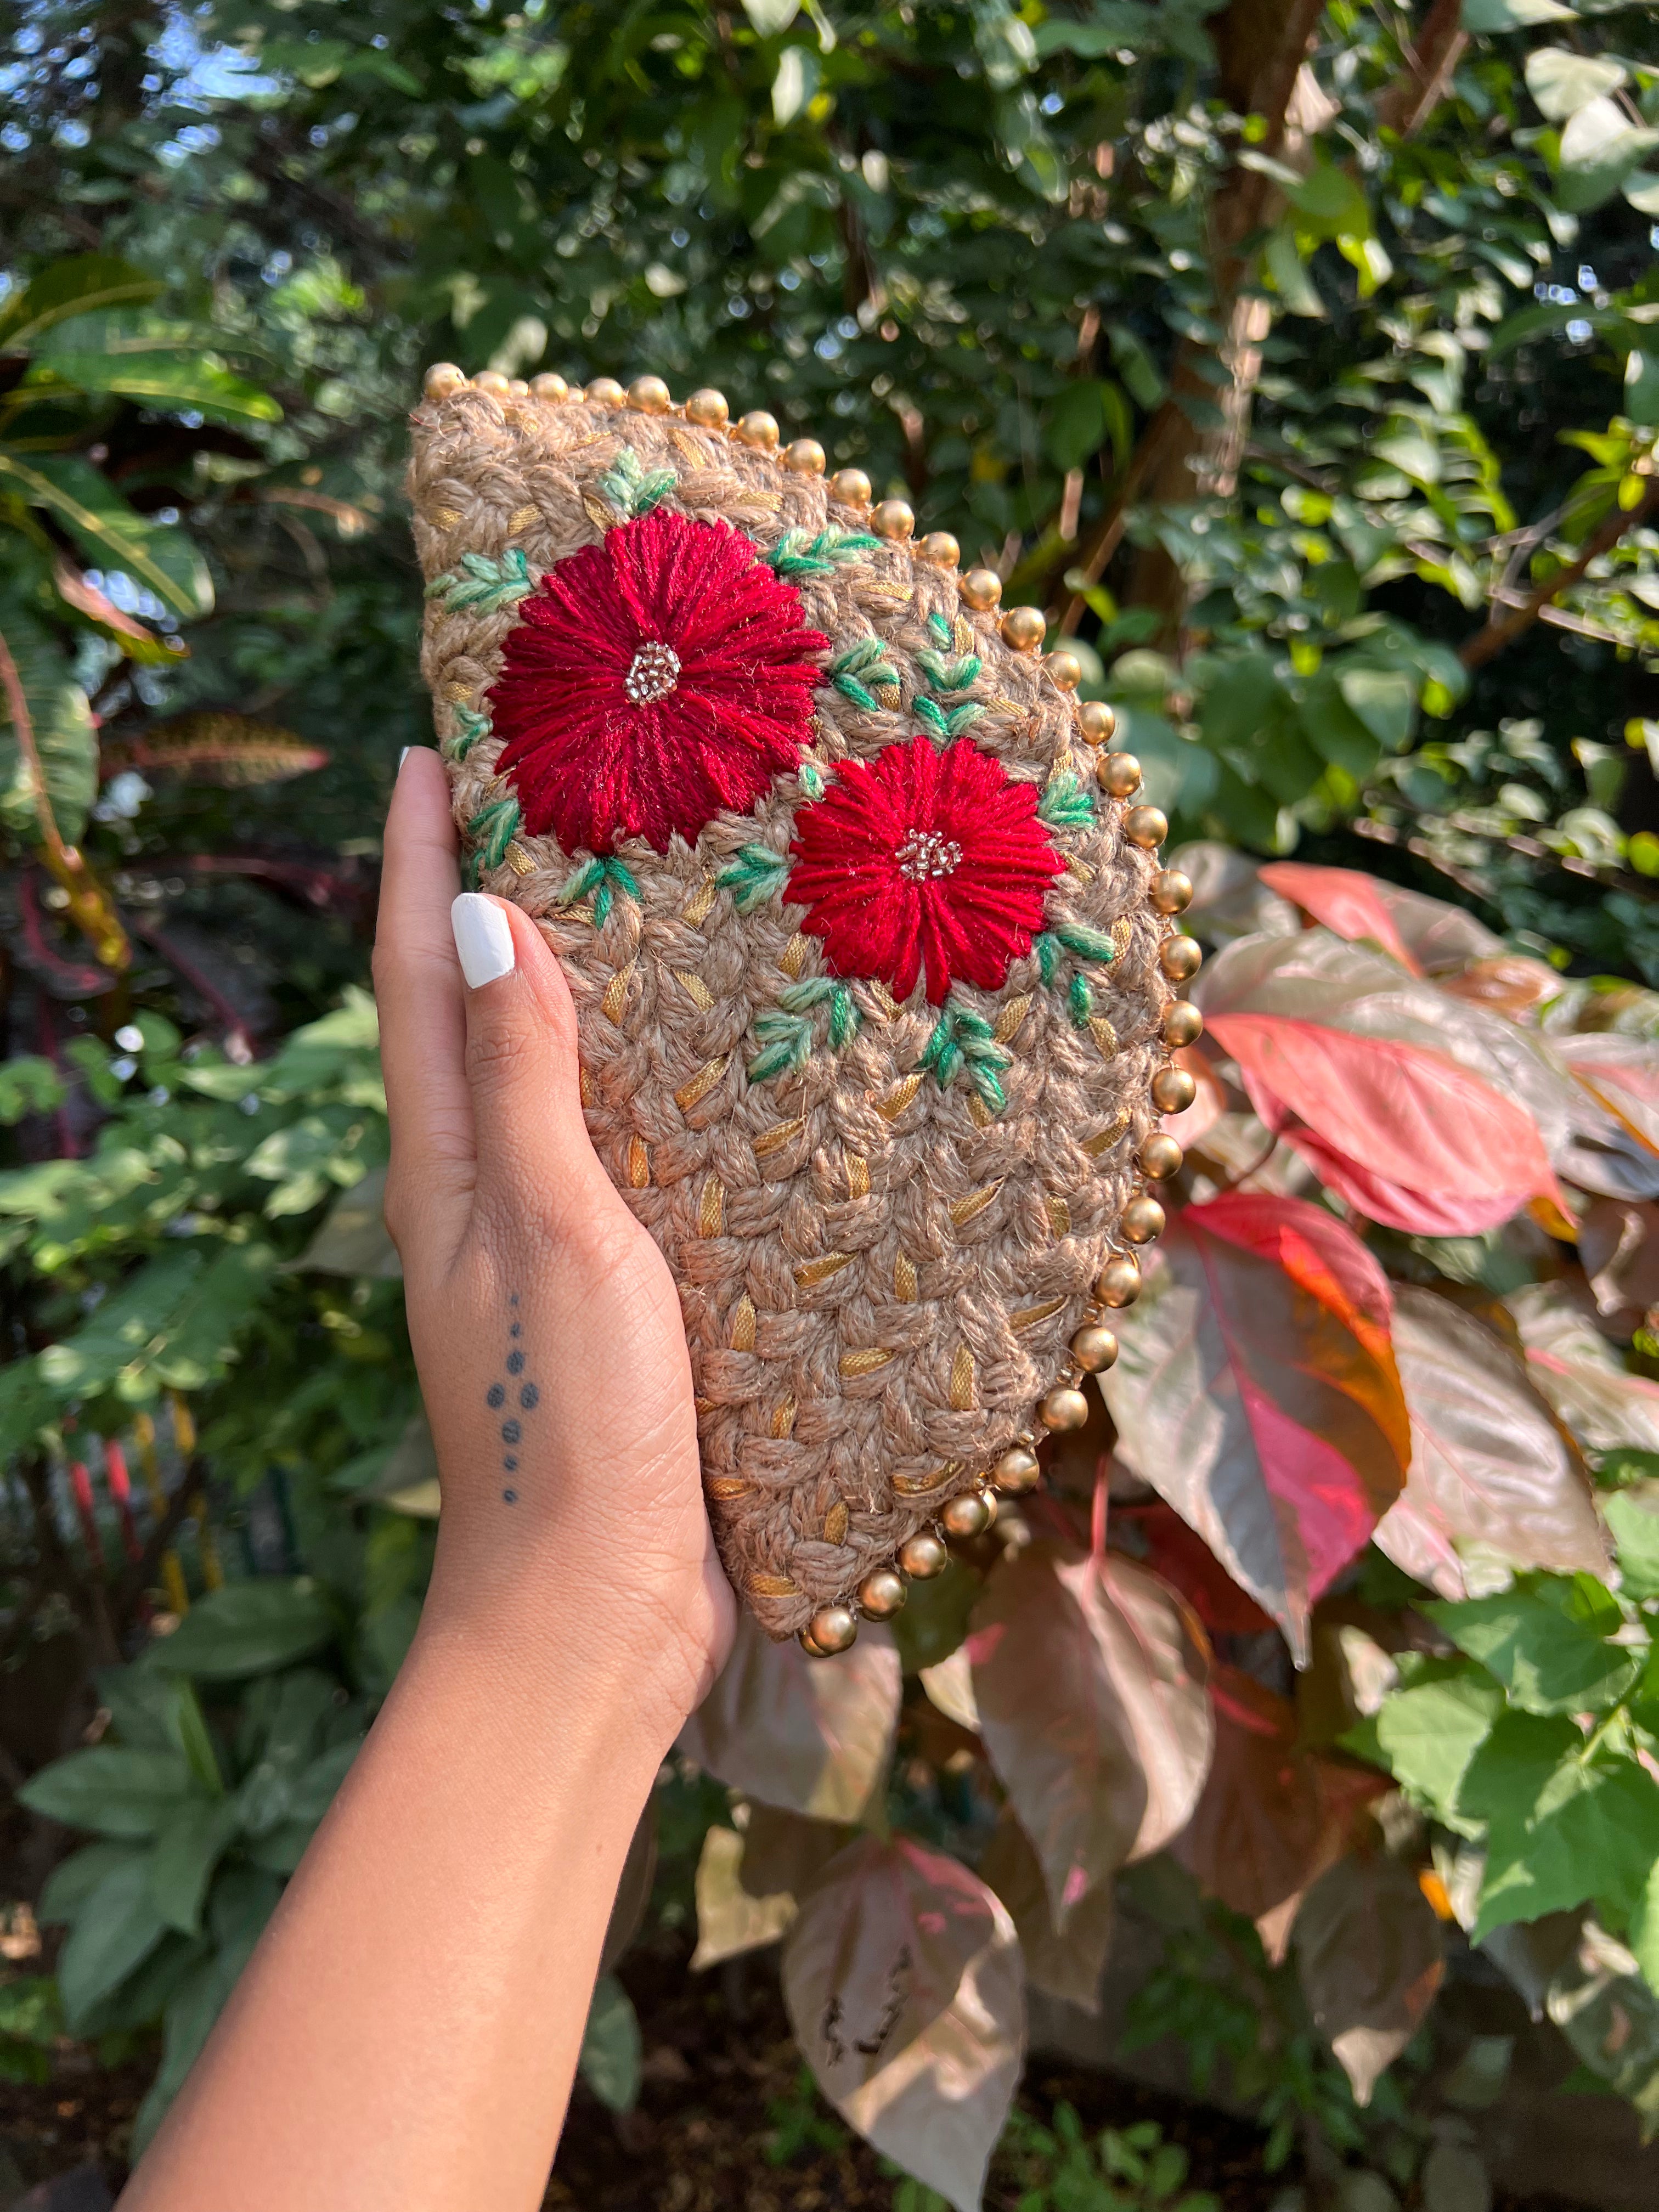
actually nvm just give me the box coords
[489,509,828,855]
[787,736,1064,1004]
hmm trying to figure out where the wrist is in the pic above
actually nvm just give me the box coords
[409,1545,720,1761]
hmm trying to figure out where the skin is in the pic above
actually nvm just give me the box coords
[120,748,735,2211]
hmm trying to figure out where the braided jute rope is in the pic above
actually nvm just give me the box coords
[408,373,1178,1645]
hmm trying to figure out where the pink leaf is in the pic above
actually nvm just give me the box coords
[1206,1011,1561,1234]
[1257,863,1423,973]
[1103,1198,1410,1658]
[782,1834,1023,2212]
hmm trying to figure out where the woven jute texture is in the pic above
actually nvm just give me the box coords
[409,382,1172,1640]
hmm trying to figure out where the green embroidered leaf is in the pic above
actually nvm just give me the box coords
[915,648,982,693]
[597,445,676,521]
[830,638,901,714]
[718,843,792,915]
[556,855,639,926]
[467,797,520,868]
[1037,772,1094,830]
[769,527,881,580]
[445,705,490,761]
[832,637,900,683]
[913,696,950,738]
[776,978,862,1054]
[1056,921,1119,964]
[919,1002,1009,1114]
[1035,932,1059,988]
[425,548,534,612]
[748,1010,815,1083]
[942,702,984,736]
[798,761,826,800]
[926,612,953,651]
[1068,972,1093,1027]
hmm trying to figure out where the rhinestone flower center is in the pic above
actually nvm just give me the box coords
[624,640,681,704]
[895,828,963,883]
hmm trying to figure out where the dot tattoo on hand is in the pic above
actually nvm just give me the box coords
[489,1296,539,1503]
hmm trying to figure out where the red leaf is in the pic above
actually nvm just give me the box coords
[1206,1011,1561,1235]
[1113,1503,1273,1635]
[1556,1034,1659,1160]
[1175,1664,1386,1959]
[1102,1197,1410,1658]
[1294,1853,1444,2104]
[679,1611,901,1822]
[1257,864,1423,974]
[1257,862,1501,976]
[782,1834,1023,2212]
[1194,1188,1395,1366]
[1375,1288,1610,1599]
[967,1542,1212,1921]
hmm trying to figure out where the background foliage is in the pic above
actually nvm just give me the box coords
[9,0,1659,2205]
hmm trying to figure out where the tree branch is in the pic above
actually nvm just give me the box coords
[1374,0,1466,139]
[1458,481,1659,670]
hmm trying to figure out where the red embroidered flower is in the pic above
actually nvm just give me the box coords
[489,509,828,855]
[787,736,1065,1005]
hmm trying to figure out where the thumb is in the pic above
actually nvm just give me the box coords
[449,891,600,1216]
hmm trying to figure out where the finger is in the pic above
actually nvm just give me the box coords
[448,892,604,1219]
[374,750,475,1233]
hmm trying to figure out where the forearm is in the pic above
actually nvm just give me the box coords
[122,1604,671,2212]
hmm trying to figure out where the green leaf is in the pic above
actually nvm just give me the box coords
[1556,97,1659,214]
[579,1973,642,2111]
[0,1979,63,2049]
[57,1854,169,2031]
[1462,1716,1659,1939]
[1370,1662,1505,1828]
[150,1801,240,1935]
[1609,1493,1659,1603]
[1462,0,1576,27]
[0,453,211,619]
[1425,1581,1643,1715]
[1626,350,1659,428]
[150,1578,336,1679]
[0,1056,64,1125]
[18,1747,195,1838]
[1336,663,1415,752]
[28,315,281,423]
[1263,228,1324,319]
[0,601,98,845]
[0,255,162,349]
[717,843,793,914]
[38,1841,146,1926]
[1630,1856,1659,1996]
[1526,47,1626,123]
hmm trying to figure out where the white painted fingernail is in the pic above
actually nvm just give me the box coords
[451,894,516,988]
[398,746,411,770]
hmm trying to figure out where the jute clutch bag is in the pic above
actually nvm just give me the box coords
[408,365,1198,1653]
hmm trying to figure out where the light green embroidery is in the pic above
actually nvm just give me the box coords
[919,1001,1011,1114]
[556,855,640,927]
[829,637,901,713]
[717,843,792,915]
[597,444,676,521]
[464,795,521,888]
[425,548,534,612]
[747,977,864,1084]
[1037,772,1094,831]
[768,527,881,580]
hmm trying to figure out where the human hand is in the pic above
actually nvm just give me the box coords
[374,748,735,1742]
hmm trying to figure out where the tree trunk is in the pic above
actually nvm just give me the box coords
[1122,0,1330,636]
